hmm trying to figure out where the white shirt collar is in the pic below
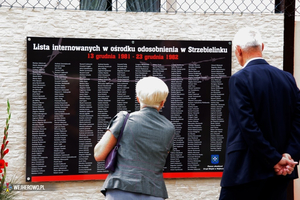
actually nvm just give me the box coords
[243,57,263,67]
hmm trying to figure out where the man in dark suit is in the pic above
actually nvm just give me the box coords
[219,27,300,200]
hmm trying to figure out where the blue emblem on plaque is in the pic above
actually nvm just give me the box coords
[211,155,219,164]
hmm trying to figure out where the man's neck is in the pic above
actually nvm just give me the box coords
[240,47,263,66]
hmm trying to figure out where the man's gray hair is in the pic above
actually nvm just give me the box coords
[233,27,263,50]
[136,76,169,108]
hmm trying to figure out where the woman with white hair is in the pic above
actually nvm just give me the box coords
[94,76,175,200]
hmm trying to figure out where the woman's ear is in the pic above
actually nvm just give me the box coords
[136,96,140,103]
[159,100,166,109]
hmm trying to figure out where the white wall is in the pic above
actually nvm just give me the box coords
[0,8,284,199]
[296,0,300,22]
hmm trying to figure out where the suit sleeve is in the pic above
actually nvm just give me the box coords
[229,75,282,167]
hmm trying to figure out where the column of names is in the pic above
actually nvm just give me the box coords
[170,64,185,171]
[117,63,131,112]
[135,63,151,110]
[53,63,73,174]
[31,62,48,176]
[187,64,203,171]
[78,63,94,174]
[210,64,225,152]
[97,63,113,172]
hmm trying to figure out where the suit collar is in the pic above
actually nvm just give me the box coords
[244,57,267,67]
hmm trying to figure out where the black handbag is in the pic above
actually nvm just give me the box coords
[105,113,130,172]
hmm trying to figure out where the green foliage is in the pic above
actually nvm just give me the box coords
[0,100,18,199]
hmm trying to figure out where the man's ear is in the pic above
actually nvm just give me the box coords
[136,97,140,103]
[261,43,264,52]
[236,45,243,56]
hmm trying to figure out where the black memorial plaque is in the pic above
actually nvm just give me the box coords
[26,37,231,182]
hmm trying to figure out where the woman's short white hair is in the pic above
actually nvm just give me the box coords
[233,27,263,50]
[136,76,169,108]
